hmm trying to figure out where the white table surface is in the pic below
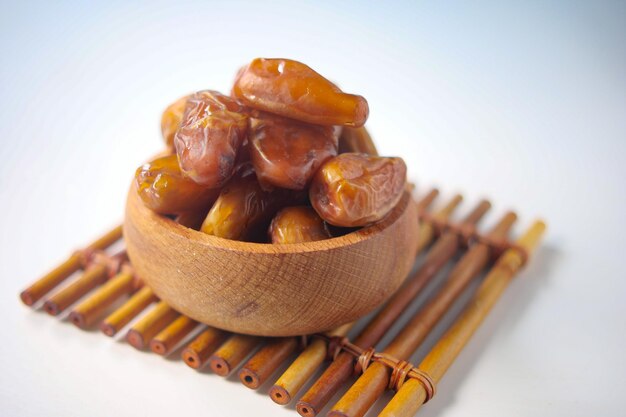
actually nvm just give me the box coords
[1,1,624,416]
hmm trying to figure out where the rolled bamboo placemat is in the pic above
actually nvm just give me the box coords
[20,224,123,306]
[378,221,546,417]
[296,199,490,417]
[150,315,198,356]
[209,334,262,376]
[182,327,229,369]
[126,301,178,349]
[69,267,135,328]
[101,286,157,337]
[328,212,517,417]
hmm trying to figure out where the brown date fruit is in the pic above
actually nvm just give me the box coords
[135,155,220,215]
[338,126,379,156]
[174,90,249,188]
[200,165,305,241]
[309,153,407,227]
[249,116,338,190]
[235,136,251,165]
[232,58,369,127]
[175,209,211,230]
[269,206,332,244]
[161,94,190,148]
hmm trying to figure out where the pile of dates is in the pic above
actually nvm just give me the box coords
[135,58,407,244]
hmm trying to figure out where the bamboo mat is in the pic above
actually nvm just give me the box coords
[19,188,545,417]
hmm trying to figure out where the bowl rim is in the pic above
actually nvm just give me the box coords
[129,185,414,255]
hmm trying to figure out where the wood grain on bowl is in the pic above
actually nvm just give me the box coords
[124,183,418,337]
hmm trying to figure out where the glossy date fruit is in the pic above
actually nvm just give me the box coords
[232,58,369,127]
[269,206,331,244]
[174,90,249,188]
[175,209,211,230]
[135,155,220,215]
[338,126,378,156]
[161,94,190,148]
[200,165,304,241]
[309,153,407,227]
[249,116,338,190]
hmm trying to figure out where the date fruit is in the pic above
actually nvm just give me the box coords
[161,94,190,148]
[135,155,220,215]
[176,209,211,230]
[309,153,407,227]
[269,206,332,244]
[200,165,304,241]
[232,58,369,127]
[250,116,337,190]
[338,126,378,156]
[174,90,249,188]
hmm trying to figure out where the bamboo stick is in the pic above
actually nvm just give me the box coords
[414,189,439,252]
[126,301,178,350]
[182,327,229,369]
[239,337,298,389]
[296,199,488,417]
[22,253,82,306]
[100,286,157,337]
[415,189,438,212]
[149,315,198,356]
[270,324,353,405]
[209,334,262,376]
[68,268,135,329]
[378,221,546,417]
[20,224,122,306]
[329,212,517,417]
[417,194,462,253]
[43,263,109,316]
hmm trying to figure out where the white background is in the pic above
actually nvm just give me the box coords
[1,1,624,416]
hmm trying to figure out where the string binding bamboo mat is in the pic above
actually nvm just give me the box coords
[19,188,545,417]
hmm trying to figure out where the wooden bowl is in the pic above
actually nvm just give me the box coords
[124,183,419,336]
